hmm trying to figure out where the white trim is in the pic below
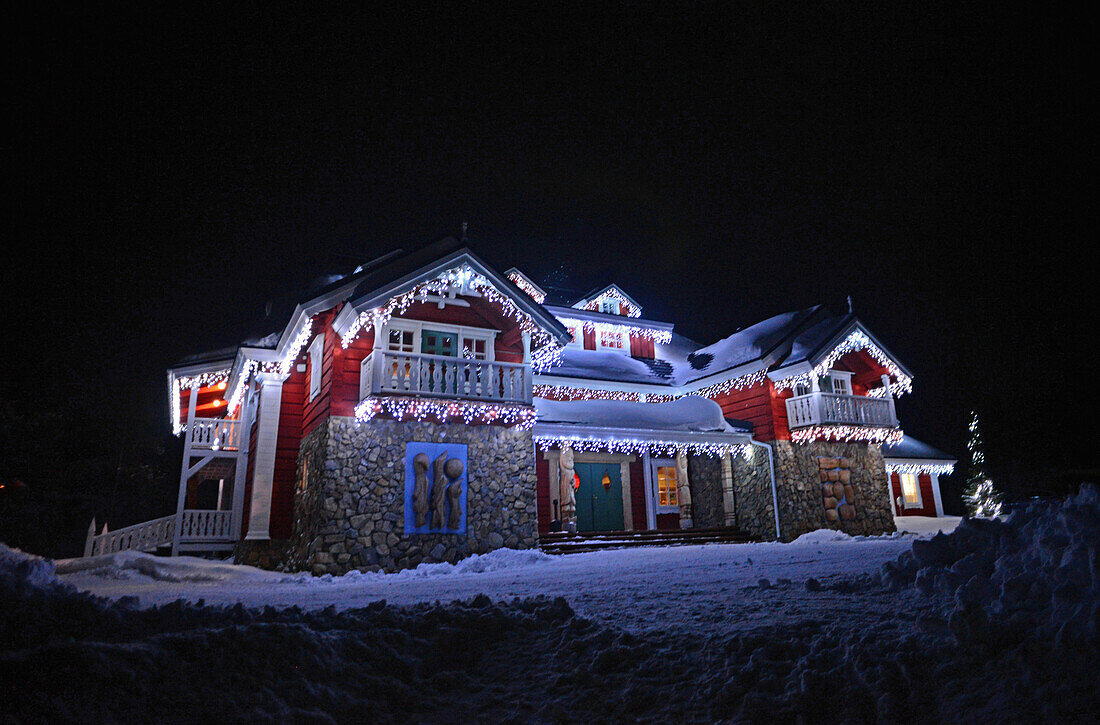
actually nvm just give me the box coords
[642,451,656,530]
[307,335,323,401]
[245,373,287,540]
[383,318,498,361]
[650,458,680,514]
[899,472,923,509]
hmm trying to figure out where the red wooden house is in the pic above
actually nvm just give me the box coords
[84,237,954,572]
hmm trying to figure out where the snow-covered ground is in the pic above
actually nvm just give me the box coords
[4,502,1098,722]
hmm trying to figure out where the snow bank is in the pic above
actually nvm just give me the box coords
[789,528,854,545]
[313,547,555,583]
[55,550,299,583]
[881,486,1100,645]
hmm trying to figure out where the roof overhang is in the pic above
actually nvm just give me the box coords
[546,305,673,333]
[883,456,957,475]
[571,283,644,317]
[332,247,571,347]
[532,421,751,457]
[768,319,913,392]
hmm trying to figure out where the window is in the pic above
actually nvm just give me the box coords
[565,322,583,347]
[829,372,852,396]
[461,337,488,360]
[900,473,921,507]
[598,298,618,314]
[795,382,811,396]
[307,335,323,401]
[657,465,679,508]
[387,329,415,353]
[598,327,626,350]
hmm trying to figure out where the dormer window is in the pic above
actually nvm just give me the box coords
[598,299,618,315]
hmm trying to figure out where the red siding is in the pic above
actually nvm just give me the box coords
[711,381,780,441]
[890,472,938,517]
[629,336,655,359]
[583,327,596,350]
[269,369,305,538]
[536,457,551,534]
[629,460,647,530]
[656,513,679,530]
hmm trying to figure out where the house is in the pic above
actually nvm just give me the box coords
[882,435,957,517]
[85,237,954,573]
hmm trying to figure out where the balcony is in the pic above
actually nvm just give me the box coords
[187,417,242,452]
[785,392,897,430]
[361,350,532,405]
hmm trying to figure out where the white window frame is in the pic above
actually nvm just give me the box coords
[899,472,923,509]
[382,318,497,362]
[598,298,619,315]
[563,320,584,349]
[827,370,854,396]
[596,324,628,352]
[307,334,323,401]
[651,458,680,514]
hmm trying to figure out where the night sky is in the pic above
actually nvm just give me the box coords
[7,5,1096,504]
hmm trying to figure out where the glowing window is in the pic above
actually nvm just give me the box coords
[599,328,625,350]
[657,466,679,507]
[901,473,920,506]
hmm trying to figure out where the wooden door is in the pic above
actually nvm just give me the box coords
[574,462,624,532]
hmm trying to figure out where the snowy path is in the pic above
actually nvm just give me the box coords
[59,529,937,636]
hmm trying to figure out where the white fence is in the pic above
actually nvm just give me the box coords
[187,417,242,451]
[785,392,897,429]
[361,350,532,404]
[84,510,236,557]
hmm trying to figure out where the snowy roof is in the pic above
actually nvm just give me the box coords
[679,307,823,381]
[535,396,744,434]
[547,347,680,386]
[882,435,956,462]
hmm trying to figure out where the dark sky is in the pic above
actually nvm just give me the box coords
[6,5,1096,493]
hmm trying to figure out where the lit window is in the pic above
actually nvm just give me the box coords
[599,299,618,314]
[830,373,851,396]
[566,323,582,346]
[387,329,415,353]
[901,473,920,506]
[657,466,679,507]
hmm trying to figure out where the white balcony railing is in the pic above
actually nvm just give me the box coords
[785,392,897,429]
[361,350,532,404]
[188,417,242,451]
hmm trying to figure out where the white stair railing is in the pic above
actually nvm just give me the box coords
[187,417,242,451]
[84,514,177,557]
[179,509,234,540]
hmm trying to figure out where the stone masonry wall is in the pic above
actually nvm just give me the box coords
[771,440,895,541]
[688,455,724,529]
[730,447,778,540]
[278,416,538,574]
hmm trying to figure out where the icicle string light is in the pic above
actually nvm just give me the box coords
[581,289,642,317]
[170,369,232,435]
[773,330,913,397]
[340,263,563,371]
[790,425,904,445]
[558,317,671,344]
[355,395,537,427]
[223,319,314,419]
[534,435,745,458]
[885,462,955,476]
[506,270,546,303]
[533,384,644,402]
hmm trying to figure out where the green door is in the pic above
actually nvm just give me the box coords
[421,330,458,356]
[574,462,624,532]
[420,330,458,394]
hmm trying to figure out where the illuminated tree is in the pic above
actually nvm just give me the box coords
[962,411,1003,517]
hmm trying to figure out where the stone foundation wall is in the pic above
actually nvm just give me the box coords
[234,539,290,570]
[771,440,895,541]
[279,416,538,575]
[687,455,725,529]
[730,446,779,540]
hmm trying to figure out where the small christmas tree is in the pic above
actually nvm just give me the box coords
[962,411,1003,517]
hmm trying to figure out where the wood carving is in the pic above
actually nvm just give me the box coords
[445,457,464,529]
[430,451,448,529]
[558,446,577,523]
[412,452,431,527]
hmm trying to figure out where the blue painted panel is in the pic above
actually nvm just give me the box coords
[403,442,468,535]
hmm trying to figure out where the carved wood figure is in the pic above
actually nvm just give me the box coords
[430,451,448,529]
[558,446,577,525]
[444,457,464,529]
[675,452,694,528]
[412,452,431,527]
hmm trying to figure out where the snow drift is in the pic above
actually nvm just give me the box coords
[5,490,1100,722]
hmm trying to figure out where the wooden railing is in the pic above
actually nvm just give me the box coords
[85,514,177,556]
[361,350,532,404]
[84,510,236,557]
[785,392,897,429]
[179,509,234,541]
[188,417,242,451]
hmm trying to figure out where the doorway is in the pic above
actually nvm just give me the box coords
[574,462,624,532]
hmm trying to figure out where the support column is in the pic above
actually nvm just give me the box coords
[721,452,737,527]
[881,374,897,425]
[171,383,199,555]
[246,372,288,541]
[231,382,254,539]
[675,453,694,529]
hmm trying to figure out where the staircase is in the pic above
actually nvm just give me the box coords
[539,527,758,555]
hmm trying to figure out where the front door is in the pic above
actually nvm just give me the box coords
[574,462,624,532]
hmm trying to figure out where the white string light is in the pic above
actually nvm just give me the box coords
[790,425,904,445]
[506,270,546,303]
[171,370,231,435]
[533,384,645,402]
[558,317,672,345]
[581,289,642,318]
[885,461,955,476]
[340,263,563,371]
[773,330,913,397]
[355,395,537,427]
[534,435,745,458]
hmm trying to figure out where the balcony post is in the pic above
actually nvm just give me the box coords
[172,382,200,555]
[881,374,897,426]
